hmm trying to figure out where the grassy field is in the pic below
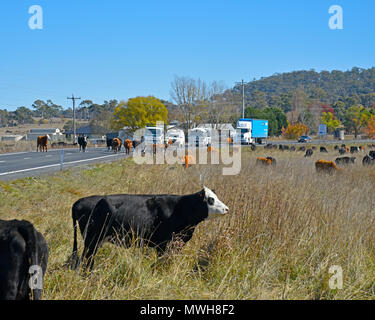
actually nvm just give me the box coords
[1,146,375,300]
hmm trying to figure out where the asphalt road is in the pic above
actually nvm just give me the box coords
[0,147,129,181]
[1,139,375,181]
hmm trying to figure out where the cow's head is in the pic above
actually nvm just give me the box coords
[200,186,229,219]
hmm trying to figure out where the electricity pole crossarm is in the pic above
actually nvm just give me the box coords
[67,94,81,144]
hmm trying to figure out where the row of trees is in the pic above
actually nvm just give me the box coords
[3,67,375,138]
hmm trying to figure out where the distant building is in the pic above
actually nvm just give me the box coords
[26,128,63,141]
[1,135,25,142]
[65,125,106,139]
[197,123,235,135]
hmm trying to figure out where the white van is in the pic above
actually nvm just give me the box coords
[165,129,185,148]
[144,126,164,145]
[188,128,211,147]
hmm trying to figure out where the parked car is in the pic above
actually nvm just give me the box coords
[298,135,312,143]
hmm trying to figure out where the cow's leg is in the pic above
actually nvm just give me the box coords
[82,235,103,270]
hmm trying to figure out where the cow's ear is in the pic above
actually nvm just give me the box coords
[199,189,205,198]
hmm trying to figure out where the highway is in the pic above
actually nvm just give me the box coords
[0,147,129,181]
[1,139,374,181]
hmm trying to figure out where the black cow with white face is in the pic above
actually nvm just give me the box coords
[78,136,87,152]
[69,187,229,269]
[0,219,49,300]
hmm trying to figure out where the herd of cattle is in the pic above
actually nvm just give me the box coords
[4,137,375,300]
[258,143,375,173]
[0,186,229,300]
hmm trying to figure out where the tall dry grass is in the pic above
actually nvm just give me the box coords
[1,147,375,299]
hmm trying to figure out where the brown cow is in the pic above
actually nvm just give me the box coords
[181,154,194,168]
[207,146,218,153]
[37,135,48,152]
[256,157,276,167]
[124,139,133,155]
[152,143,166,155]
[315,160,343,173]
[111,138,122,153]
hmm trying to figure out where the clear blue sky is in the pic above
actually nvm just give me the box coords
[0,0,374,111]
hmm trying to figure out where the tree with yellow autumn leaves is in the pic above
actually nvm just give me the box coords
[111,96,168,132]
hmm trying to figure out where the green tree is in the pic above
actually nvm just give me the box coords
[245,106,287,136]
[320,112,341,133]
[345,105,370,138]
[111,96,168,132]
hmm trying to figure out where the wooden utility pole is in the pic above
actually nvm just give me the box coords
[67,94,81,144]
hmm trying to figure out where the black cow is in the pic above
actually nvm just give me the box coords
[335,156,356,166]
[363,155,374,166]
[266,157,277,166]
[279,145,289,151]
[369,151,375,159]
[339,147,346,155]
[320,146,328,153]
[350,146,359,154]
[132,140,142,149]
[106,138,113,151]
[69,187,229,270]
[304,149,313,157]
[78,136,87,152]
[264,144,274,150]
[0,219,48,300]
[298,146,306,152]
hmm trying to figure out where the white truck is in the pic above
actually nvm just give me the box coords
[236,119,254,145]
[144,126,164,145]
[188,128,211,147]
[165,129,185,148]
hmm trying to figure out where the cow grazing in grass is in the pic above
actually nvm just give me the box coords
[256,157,276,167]
[279,145,289,151]
[350,146,360,154]
[0,219,49,300]
[315,160,343,173]
[111,138,122,153]
[264,144,274,150]
[182,154,194,168]
[304,149,313,157]
[320,146,328,153]
[124,139,133,155]
[69,187,229,270]
[335,156,356,166]
[363,155,375,166]
[207,146,218,153]
[36,135,48,152]
[77,136,87,152]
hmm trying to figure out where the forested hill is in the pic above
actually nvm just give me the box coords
[233,67,375,110]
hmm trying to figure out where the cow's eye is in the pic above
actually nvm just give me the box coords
[208,197,215,205]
